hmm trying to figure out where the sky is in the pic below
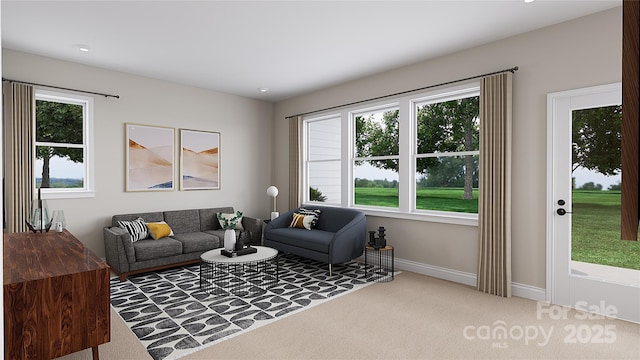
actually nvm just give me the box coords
[35,156,83,179]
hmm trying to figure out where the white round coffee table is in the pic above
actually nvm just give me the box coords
[200,246,279,295]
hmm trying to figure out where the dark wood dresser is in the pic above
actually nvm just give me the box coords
[4,230,111,359]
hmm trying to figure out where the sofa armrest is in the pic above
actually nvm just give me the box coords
[329,213,367,263]
[241,216,264,245]
[103,226,135,274]
[265,209,295,231]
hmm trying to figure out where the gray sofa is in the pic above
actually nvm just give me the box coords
[264,205,366,275]
[104,207,262,281]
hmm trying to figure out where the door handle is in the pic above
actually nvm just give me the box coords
[556,208,572,216]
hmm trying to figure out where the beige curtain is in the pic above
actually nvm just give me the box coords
[477,72,513,297]
[288,116,302,209]
[3,82,35,233]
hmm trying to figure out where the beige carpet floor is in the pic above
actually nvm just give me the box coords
[59,271,640,360]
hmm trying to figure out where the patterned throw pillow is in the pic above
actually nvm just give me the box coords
[117,217,148,242]
[217,212,244,230]
[146,221,174,240]
[289,213,315,230]
[298,208,321,228]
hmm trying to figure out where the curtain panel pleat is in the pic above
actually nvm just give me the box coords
[288,116,302,209]
[3,82,34,233]
[477,72,513,297]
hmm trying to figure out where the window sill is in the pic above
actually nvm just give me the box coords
[359,208,478,227]
[40,191,95,200]
[302,203,478,227]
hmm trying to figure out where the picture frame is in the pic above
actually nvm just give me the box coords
[125,123,175,191]
[179,129,220,190]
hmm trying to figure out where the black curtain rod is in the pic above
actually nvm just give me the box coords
[285,66,518,119]
[2,78,120,99]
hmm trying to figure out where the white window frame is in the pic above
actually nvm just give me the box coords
[303,113,342,205]
[34,89,95,199]
[301,82,480,226]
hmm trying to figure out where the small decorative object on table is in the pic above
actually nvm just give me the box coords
[376,226,387,249]
[368,226,387,249]
[26,188,52,233]
[217,211,258,258]
[218,211,242,252]
[365,226,393,282]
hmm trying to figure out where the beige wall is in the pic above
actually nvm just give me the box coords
[2,49,274,258]
[272,8,622,289]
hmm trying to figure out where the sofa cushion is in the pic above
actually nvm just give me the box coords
[172,232,220,253]
[117,217,148,242]
[265,227,334,253]
[133,238,183,261]
[112,212,164,227]
[164,209,200,234]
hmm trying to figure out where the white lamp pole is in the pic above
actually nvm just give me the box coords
[266,186,279,220]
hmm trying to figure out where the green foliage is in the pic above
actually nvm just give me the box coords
[354,110,399,169]
[35,177,83,188]
[216,211,243,230]
[579,182,603,191]
[608,181,621,191]
[417,156,478,189]
[309,187,327,202]
[35,100,84,187]
[572,105,621,176]
[354,178,398,188]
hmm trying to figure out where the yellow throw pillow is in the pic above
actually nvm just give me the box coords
[289,212,314,230]
[146,221,174,240]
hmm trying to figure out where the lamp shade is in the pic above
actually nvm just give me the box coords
[266,185,279,198]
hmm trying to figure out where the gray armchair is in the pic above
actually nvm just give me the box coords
[264,205,366,275]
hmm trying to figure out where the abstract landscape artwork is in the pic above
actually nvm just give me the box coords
[125,124,175,191]
[180,129,220,190]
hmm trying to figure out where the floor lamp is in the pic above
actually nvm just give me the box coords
[267,185,279,220]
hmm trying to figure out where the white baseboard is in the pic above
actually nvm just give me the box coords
[394,257,546,302]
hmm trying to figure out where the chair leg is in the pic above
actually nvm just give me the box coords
[328,264,332,276]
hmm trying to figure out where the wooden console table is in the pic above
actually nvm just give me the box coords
[4,230,111,359]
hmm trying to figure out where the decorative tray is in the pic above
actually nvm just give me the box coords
[220,247,258,258]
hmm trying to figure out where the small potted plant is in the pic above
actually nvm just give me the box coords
[217,211,242,251]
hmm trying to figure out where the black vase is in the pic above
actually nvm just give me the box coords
[368,231,376,247]
[234,232,244,251]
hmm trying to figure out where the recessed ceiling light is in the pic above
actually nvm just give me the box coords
[524,0,535,3]
[77,44,90,52]
[258,87,269,93]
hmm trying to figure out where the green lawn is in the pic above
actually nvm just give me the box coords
[572,190,640,270]
[355,187,478,213]
[354,187,640,270]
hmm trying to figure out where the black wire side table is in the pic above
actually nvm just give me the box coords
[364,245,394,282]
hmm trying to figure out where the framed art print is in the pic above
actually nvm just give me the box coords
[180,129,220,190]
[125,123,175,191]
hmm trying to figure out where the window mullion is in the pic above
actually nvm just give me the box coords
[397,98,411,213]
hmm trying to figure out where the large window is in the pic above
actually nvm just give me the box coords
[35,90,94,198]
[302,83,480,224]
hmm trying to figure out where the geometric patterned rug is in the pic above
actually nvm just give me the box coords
[110,253,388,360]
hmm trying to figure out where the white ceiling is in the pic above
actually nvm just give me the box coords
[2,0,621,102]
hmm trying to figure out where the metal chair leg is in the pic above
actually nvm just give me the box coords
[329,264,332,276]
